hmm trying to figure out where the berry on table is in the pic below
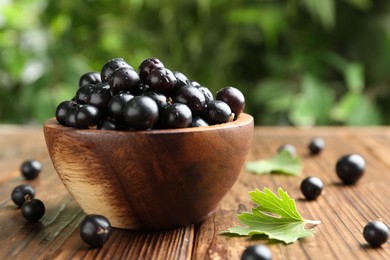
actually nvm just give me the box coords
[21,159,42,180]
[363,221,389,247]
[277,144,297,157]
[21,198,45,222]
[308,137,325,155]
[80,214,112,248]
[11,184,35,207]
[241,244,272,260]
[300,176,323,200]
[335,154,365,185]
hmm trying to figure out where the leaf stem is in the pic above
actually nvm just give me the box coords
[304,219,321,225]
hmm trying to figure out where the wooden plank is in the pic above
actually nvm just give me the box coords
[0,126,389,259]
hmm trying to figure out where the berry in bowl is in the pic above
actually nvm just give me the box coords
[44,58,253,229]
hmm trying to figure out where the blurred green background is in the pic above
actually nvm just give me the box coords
[0,0,389,125]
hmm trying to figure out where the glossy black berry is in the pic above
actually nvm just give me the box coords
[75,105,101,129]
[86,82,112,114]
[173,85,206,115]
[204,100,233,125]
[363,221,389,247]
[11,184,35,207]
[80,214,112,248]
[75,84,96,104]
[309,138,325,155]
[65,105,79,127]
[107,92,134,124]
[197,86,214,104]
[300,177,323,200]
[79,71,101,87]
[123,96,159,130]
[98,120,121,131]
[190,116,209,127]
[160,103,192,129]
[335,154,365,185]
[56,100,77,126]
[216,86,245,118]
[101,58,132,82]
[144,92,169,109]
[21,198,45,222]
[173,71,190,88]
[277,144,297,157]
[108,67,141,96]
[241,244,272,260]
[147,67,177,95]
[138,58,164,82]
[21,159,42,180]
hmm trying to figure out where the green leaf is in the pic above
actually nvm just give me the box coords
[246,150,302,176]
[223,187,320,244]
[344,62,364,92]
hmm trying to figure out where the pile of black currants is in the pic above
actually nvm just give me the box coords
[55,57,245,130]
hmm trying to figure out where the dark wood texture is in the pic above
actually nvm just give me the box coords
[0,125,389,259]
[43,114,253,229]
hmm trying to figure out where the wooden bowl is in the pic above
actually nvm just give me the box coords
[43,113,253,230]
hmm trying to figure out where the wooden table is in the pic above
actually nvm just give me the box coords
[0,126,389,259]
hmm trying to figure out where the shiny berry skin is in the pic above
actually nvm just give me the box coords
[309,138,325,155]
[204,100,233,125]
[241,244,272,260]
[123,96,159,130]
[173,71,190,88]
[56,100,77,126]
[75,84,96,104]
[190,116,209,127]
[300,176,323,200]
[197,86,214,104]
[79,71,101,87]
[107,92,134,124]
[98,120,121,131]
[144,92,169,109]
[21,159,42,180]
[80,214,112,248]
[21,198,45,222]
[11,184,35,207]
[216,86,245,118]
[138,58,164,83]
[65,105,79,127]
[160,103,192,129]
[147,67,177,95]
[108,67,141,96]
[101,58,132,82]
[75,105,101,129]
[363,221,389,247]
[335,154,365,185]
[173,85,206,115]
[277,144,297,157]
[86,82,112,115]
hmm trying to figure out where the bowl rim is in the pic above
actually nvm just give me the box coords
[44,113,253,135]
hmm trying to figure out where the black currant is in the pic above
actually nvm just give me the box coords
[300,176,323,200]
[108,67,141,96]
[147,67,177,95]
[173,85,206,115]
[190,116,209,127]
[80,214,112,248]
[21,198,45,222]
[309,138,325,155]
[216,86,245,118]
[21,159,42,180]
[204,100,233,125]
[173,71,190,88]
[107,92,134,124]
[56,100,77,126]
[336,154,365,185]
[11,184,35,207]
[101,58,132,82]
[197,86,214,104]
[144,92,169,109]
[138,58,164,83]
[123,96,159,130]
[86,82,112,115]
[241,244,272,260]
[79,71,101,87]
[363,221,389,247]
[75,105,101,129]
[160,103,192,129]
[75,84,96,104]
[65,105,79,128]
[277,144,297,157]
[98,120,121,131]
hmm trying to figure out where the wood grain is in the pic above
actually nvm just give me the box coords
[0,126,389,259]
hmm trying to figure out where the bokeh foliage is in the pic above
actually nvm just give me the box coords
[0,0,389,125]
